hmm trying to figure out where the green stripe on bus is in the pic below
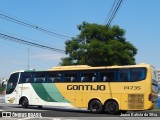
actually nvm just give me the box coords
[42,83,70,103]
[31,83,56,102]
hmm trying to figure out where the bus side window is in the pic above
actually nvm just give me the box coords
[130,68,146,82]
[63,71,78,82]
[130,70,138,81]
[118,69,129,82]
[100,71,107,82]
[70,77,76,82]
[56,73,62,82]
[47,77,55,83]
[33,72,46,83]
[34,78,37,83]
[140,70,145,80]
[103,76,107,82]
[81,77,86,82]
[34,78,45,83]
[47,72,62,83]
[80,71,97,82]
[92,77,96,82]
[19,73,32,83]
[26,78,31,83]
[100,69,116,82]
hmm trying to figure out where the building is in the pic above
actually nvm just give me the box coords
[157,69,160,98]
[157,69,160,83]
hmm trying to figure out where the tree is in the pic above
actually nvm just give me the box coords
[60,22,137,66]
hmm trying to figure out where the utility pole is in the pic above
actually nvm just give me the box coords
[27,48,30,70]
[84,36,87,63]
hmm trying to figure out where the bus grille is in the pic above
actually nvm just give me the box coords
[128,94,144,109]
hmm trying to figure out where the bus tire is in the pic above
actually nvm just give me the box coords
[88,99,102,113]
[21,98,29,108]
[104,100,119,114]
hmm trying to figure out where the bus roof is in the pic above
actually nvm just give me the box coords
[10,63,151,74]
[48,63,151,71]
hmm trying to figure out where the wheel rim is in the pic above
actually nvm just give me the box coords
[108,102,117,112]
[109,103,116,112]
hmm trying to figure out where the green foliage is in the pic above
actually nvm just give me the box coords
[0,87,5,93]
[60,22,137,66]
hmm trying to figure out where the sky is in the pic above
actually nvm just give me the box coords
[0,0,160,78]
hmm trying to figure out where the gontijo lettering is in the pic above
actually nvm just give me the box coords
[67,85,106,91]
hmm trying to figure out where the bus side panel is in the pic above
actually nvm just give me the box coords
[55,83,112,108]
[20,83,46,106]
[110,82,146,110]
[120,94,128,110]
[30,83,73,107]
[5,92,17,104]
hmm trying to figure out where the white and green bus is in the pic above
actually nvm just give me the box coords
[5,63,158,114]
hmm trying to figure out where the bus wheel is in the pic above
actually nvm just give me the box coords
[104,100,119,114]
[21,98,28,108]
[88,100,102,113]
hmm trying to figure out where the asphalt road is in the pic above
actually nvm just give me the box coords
[0,95,4,103]
[0,103,160,120]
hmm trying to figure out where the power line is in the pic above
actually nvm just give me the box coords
[107,0,123,26]
[0,32,65,53]
[104,0,123,26]
[0,28,63,49]
[104,0,117,25]
[0,13,72,39]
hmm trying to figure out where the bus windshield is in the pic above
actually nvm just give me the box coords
[6,73,19,94]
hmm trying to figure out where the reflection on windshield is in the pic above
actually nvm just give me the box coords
[6,73,19,94]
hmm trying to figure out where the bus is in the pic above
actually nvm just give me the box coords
[5,63,158,114]
[0,79,7,87]
[0,79,7,94]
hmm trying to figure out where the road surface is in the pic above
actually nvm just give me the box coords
[0,103,160,120]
